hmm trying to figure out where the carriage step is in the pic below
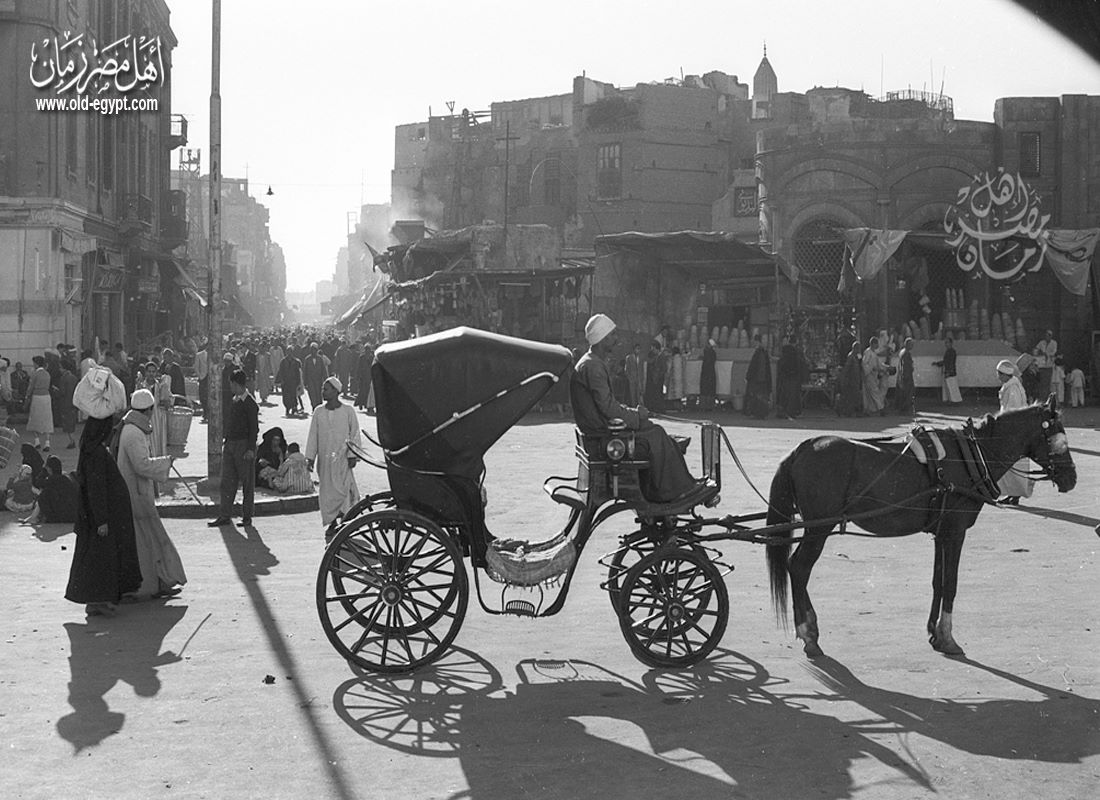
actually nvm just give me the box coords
[504,599,538,616]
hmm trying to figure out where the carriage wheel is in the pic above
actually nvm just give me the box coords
[617,547,728,668]
[326,491,395,541]
[317,509,468,673]
[606,533,709,614]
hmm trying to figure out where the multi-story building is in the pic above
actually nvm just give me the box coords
[171,165,287,331]
[0,0,186,360]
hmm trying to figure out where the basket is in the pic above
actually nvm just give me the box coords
[0,426,19,468]
[167,405,193,447]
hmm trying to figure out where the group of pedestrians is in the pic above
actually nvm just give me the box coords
[64,384,186,618]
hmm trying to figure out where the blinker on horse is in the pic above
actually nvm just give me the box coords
[765,395,1076,658]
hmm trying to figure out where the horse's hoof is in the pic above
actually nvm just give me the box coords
[931,638,965,657]
[803,641,825,658]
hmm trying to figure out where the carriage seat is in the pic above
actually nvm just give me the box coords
[574,420,650,504]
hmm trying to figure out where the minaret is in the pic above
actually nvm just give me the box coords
[753,42,777,119]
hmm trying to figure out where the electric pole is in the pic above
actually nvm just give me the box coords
[205,0,223,491]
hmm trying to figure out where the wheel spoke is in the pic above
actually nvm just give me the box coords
[403,553,453,584]
[333,594,384,635]
[640,615,670,647]
[391,604,417,663]
[347,601,387,651]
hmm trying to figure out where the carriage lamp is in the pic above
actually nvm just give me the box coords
[606,438,627,461]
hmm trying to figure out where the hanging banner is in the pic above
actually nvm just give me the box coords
[943,169,1050,281]
[837,228,908,293]
[1042,228,1100,296]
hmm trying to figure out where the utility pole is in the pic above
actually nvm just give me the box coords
[205,0,223,492]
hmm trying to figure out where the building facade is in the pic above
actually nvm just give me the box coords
[0,0,186,361]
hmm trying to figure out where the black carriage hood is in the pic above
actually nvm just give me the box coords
[372,327,573,478]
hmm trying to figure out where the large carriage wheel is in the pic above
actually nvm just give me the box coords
[317,509,468,673]
[617,546,728,668]
[325,491,395,541]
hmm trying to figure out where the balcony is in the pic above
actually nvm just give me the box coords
[119,193,153,235]
[161,189,188,248]
[169,114,189,150]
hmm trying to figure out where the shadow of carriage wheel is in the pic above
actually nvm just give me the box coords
[331,647,502,757]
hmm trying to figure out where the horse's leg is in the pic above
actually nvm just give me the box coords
[789,527,830,658]
[927,535,945,643]
[930,530,967,656]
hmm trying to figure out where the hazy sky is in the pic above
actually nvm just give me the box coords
[168,0,1100,292]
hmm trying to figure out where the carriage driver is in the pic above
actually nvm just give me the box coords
[571,313,716,505]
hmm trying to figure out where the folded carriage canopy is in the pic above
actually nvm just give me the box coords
[372,327,574,480]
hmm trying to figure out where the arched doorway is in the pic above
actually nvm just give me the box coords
[792,220,845,307]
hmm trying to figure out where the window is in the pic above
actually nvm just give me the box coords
[544,153,561,205]
[101,117,114,190]
[66,116,77,177]
[596,143,621,200]
[1019,132,1041,177]
[86,116,97,185]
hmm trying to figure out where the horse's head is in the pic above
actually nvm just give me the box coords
[1021,395,1077,493]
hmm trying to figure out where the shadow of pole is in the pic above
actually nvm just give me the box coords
[219,525,356,800]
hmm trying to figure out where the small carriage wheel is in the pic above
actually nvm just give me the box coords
[606,534,709,614]
[317,509,468,673]
[617,547,728,669]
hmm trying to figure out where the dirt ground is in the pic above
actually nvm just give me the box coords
[2,400,1098,799]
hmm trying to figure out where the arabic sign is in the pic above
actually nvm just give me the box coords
[734,187,757,217]
[93,266,126,292]
[943,169,1050,282]
[29,32,164,96]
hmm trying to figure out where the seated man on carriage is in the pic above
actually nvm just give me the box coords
[572,313,717,506]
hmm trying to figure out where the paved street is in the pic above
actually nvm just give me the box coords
[3,401,1098,800]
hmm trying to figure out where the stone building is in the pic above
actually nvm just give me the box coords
[0,0,185,360]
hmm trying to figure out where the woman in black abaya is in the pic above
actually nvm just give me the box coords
[64,416,142,616]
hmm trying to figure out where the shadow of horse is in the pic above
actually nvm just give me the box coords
[56,602,187,752]
[332,648,932,800]
[804,656,1100,763]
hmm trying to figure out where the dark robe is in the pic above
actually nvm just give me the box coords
[301,354,328,411]
[895,348,915,414]
[699,344,717,399]
[255,426,288,486]
[65,417,142,604]
[167,362,186,397]
[643,351,667,412]
[744,346,772,419]
[34,467,79,523]
[775,344,805,419]
[21,443,44,476]
[278,355,303,414]
[356,350,374,409]
[571,350,696,503]
[835,350,863,417]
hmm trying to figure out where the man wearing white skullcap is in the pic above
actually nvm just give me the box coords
[571,313,715,505]
[995,357,1032,504]
[116,387,186,597]
[306,369,363,531]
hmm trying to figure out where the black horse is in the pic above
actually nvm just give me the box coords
[766,396,1076,658]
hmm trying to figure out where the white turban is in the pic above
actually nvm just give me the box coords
[996,359,1017,376]
[323,375,343,392]
[584,313,616,346]
[130,388,155,409]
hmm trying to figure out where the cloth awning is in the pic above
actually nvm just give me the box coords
[839,227,1100,297]
[594,230,776,281]
[182,286,208,308]
[60,230,97,254]
[159,258,198,289]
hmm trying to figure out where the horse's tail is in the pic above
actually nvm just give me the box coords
[765,448,799,628]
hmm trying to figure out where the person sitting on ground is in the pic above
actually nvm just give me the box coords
[272,442,313,494]
[27,455,79,524]
[5,464,38,515]
[571,313,714,505]
[255,426,288,489]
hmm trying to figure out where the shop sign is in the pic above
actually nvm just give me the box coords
[93,266,126,292]
[734,187,757,217]
[136,276,160,294]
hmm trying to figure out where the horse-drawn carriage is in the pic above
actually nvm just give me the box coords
[316,328,1077,673]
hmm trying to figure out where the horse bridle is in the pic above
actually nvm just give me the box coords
[1019,407,1069,483]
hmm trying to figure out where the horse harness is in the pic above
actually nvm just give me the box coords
[905,421,1000,534]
